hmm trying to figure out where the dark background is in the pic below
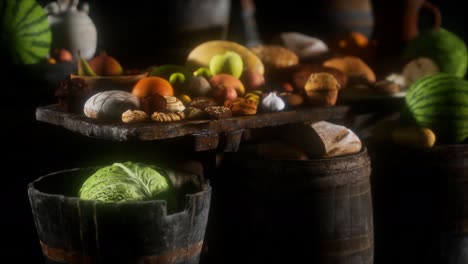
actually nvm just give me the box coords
[33,0,468,68]
[3,0,466,262]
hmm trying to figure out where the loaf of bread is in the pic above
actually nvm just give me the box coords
[84,90,141,120]
[250,45,299,70]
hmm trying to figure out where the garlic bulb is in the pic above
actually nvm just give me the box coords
[261,92,285,112]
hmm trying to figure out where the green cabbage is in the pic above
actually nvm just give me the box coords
[79,162,177,209]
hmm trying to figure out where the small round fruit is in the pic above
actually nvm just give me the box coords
[132,76,174,98]
[178,94,192,106]
[241,69,265,91]
[47,58,57,64]
[51,48,73,62]
[185,75,212,97]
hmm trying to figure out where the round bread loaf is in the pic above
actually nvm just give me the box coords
[84,90,141,120]
[250,45,299,70]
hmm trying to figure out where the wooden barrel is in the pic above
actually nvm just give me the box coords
[28,167,211,264]
[434,145,468,264]
[368,142,468,264]
[213,147,373,264]
[367,142,442,264]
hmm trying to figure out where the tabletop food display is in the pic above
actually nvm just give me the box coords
[2,0,468,263]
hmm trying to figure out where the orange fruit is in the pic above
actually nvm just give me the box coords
[336,32,369,49]
[132,76,174,98]
[348,32,369,47]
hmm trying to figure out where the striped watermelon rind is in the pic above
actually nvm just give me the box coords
[1,0,51,64]
[404,28,468,78]
[405,73,468,143]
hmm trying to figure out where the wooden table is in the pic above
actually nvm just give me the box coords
[36,104,350,152]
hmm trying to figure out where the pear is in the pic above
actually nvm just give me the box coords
[77,50,97,76]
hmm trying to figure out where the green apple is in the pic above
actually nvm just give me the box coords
[209,51,244,79]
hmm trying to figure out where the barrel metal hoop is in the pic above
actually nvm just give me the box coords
[321,233,375,257]
[40,240,204,263]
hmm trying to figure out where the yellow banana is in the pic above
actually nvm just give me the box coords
[186,40,265,76]
[244,89,263,105]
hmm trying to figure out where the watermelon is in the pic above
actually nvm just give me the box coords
[404,27,468,78]
[1,0,51,64]
[405,73,468,143]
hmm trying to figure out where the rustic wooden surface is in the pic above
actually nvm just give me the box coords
[35,104,350,151]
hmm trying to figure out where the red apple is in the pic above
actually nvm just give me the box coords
[209,74,245,102]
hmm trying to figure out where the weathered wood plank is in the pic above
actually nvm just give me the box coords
[36,104,350,149]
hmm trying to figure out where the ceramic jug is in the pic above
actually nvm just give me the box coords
[44,0,97,60]
[370,0,441,57]
[324,0,374,38]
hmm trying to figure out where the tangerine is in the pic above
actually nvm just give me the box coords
[132,76,174,98]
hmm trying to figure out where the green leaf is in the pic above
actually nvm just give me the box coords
[79,162,177,210]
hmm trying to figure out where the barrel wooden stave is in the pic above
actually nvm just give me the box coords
[28,168,211,264]
[213,147,373,264]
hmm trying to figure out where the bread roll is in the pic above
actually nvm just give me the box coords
[304,73,340,107]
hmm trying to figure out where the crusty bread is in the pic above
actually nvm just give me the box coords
[323,56,376,84]
[250,45,299,70]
